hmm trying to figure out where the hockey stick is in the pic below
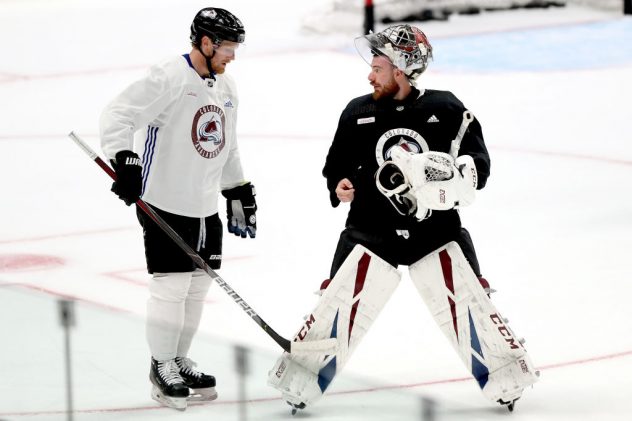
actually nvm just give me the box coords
[449,110,474,159]
[68,131,337,355]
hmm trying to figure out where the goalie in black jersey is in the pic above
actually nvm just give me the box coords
[268,24,538,413]
[323,24,489,273]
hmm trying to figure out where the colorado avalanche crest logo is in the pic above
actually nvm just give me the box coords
[198,118,222,144]
[191,105,226,159]
[375,127,429,165]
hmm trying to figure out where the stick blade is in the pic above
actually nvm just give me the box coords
[290,338,338,354]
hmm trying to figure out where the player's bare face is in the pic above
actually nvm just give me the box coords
[211,41,239,74]
[369,56,398,100]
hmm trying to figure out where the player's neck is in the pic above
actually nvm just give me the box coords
[189,48,211,78]
[393,83,412,101]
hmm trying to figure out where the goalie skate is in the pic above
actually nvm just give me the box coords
[409,242,539,405]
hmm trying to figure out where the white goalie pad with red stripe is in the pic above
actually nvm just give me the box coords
[409,241,539,404]
[267,244,401,408]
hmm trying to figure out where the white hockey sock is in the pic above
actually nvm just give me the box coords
[147,272,193,361]
[177,269,212,357]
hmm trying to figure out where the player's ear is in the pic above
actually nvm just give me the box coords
[202,35,213,51]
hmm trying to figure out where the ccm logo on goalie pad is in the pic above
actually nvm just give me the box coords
[490,313,521,350]
[297,314,316,341]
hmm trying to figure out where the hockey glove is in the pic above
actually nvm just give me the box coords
[110,150,142,206]
[221,182,257,238]
[375,161,416,216]
[413,154,478,210]
[375,160,430,220]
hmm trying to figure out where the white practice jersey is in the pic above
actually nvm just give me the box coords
[100,54,245,218]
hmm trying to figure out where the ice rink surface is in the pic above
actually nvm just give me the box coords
[1,0,631,420]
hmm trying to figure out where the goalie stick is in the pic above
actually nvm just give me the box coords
[68,131,336,355]
[449,110,474,159]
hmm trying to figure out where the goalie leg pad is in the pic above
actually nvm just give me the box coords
[268,245,402,407]
[409,242,538,404]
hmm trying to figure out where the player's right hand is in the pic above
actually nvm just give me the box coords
[335,178,355,202]
[110,150,142,206]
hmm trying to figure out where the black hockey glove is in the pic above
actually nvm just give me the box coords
[221,182,257,238]
[110,150,142,206]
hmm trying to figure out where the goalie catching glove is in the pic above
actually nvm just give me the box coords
[375,161,429,220]
[378,146,478,216]
[221,182,257,238]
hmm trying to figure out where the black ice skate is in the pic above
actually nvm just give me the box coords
[175,356,218,401]
[150,358,189,410]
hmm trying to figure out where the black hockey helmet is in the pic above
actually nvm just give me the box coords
[190,7,245,46]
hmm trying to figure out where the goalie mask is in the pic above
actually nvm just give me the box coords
[354,24,433,81]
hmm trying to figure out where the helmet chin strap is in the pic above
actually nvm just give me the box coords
[200,45,217,86]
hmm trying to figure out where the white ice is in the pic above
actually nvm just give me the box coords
[1,1,631,420]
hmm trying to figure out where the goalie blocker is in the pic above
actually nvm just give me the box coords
[268,242,538,410]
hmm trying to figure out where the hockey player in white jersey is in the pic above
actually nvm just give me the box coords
[100,7,256,411]
[268,24,538,413]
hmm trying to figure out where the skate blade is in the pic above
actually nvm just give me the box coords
[188,387,218,402]
[151,386,187,411]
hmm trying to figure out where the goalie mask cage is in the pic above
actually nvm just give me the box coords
[359,0,630,34]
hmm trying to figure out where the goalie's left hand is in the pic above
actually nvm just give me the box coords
[222,182,257,238]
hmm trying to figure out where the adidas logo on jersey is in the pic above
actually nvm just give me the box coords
[224,98,234,108]
[427,115,440,123]
[395,229,410,239]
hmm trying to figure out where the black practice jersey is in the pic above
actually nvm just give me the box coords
[323,87,491,235]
